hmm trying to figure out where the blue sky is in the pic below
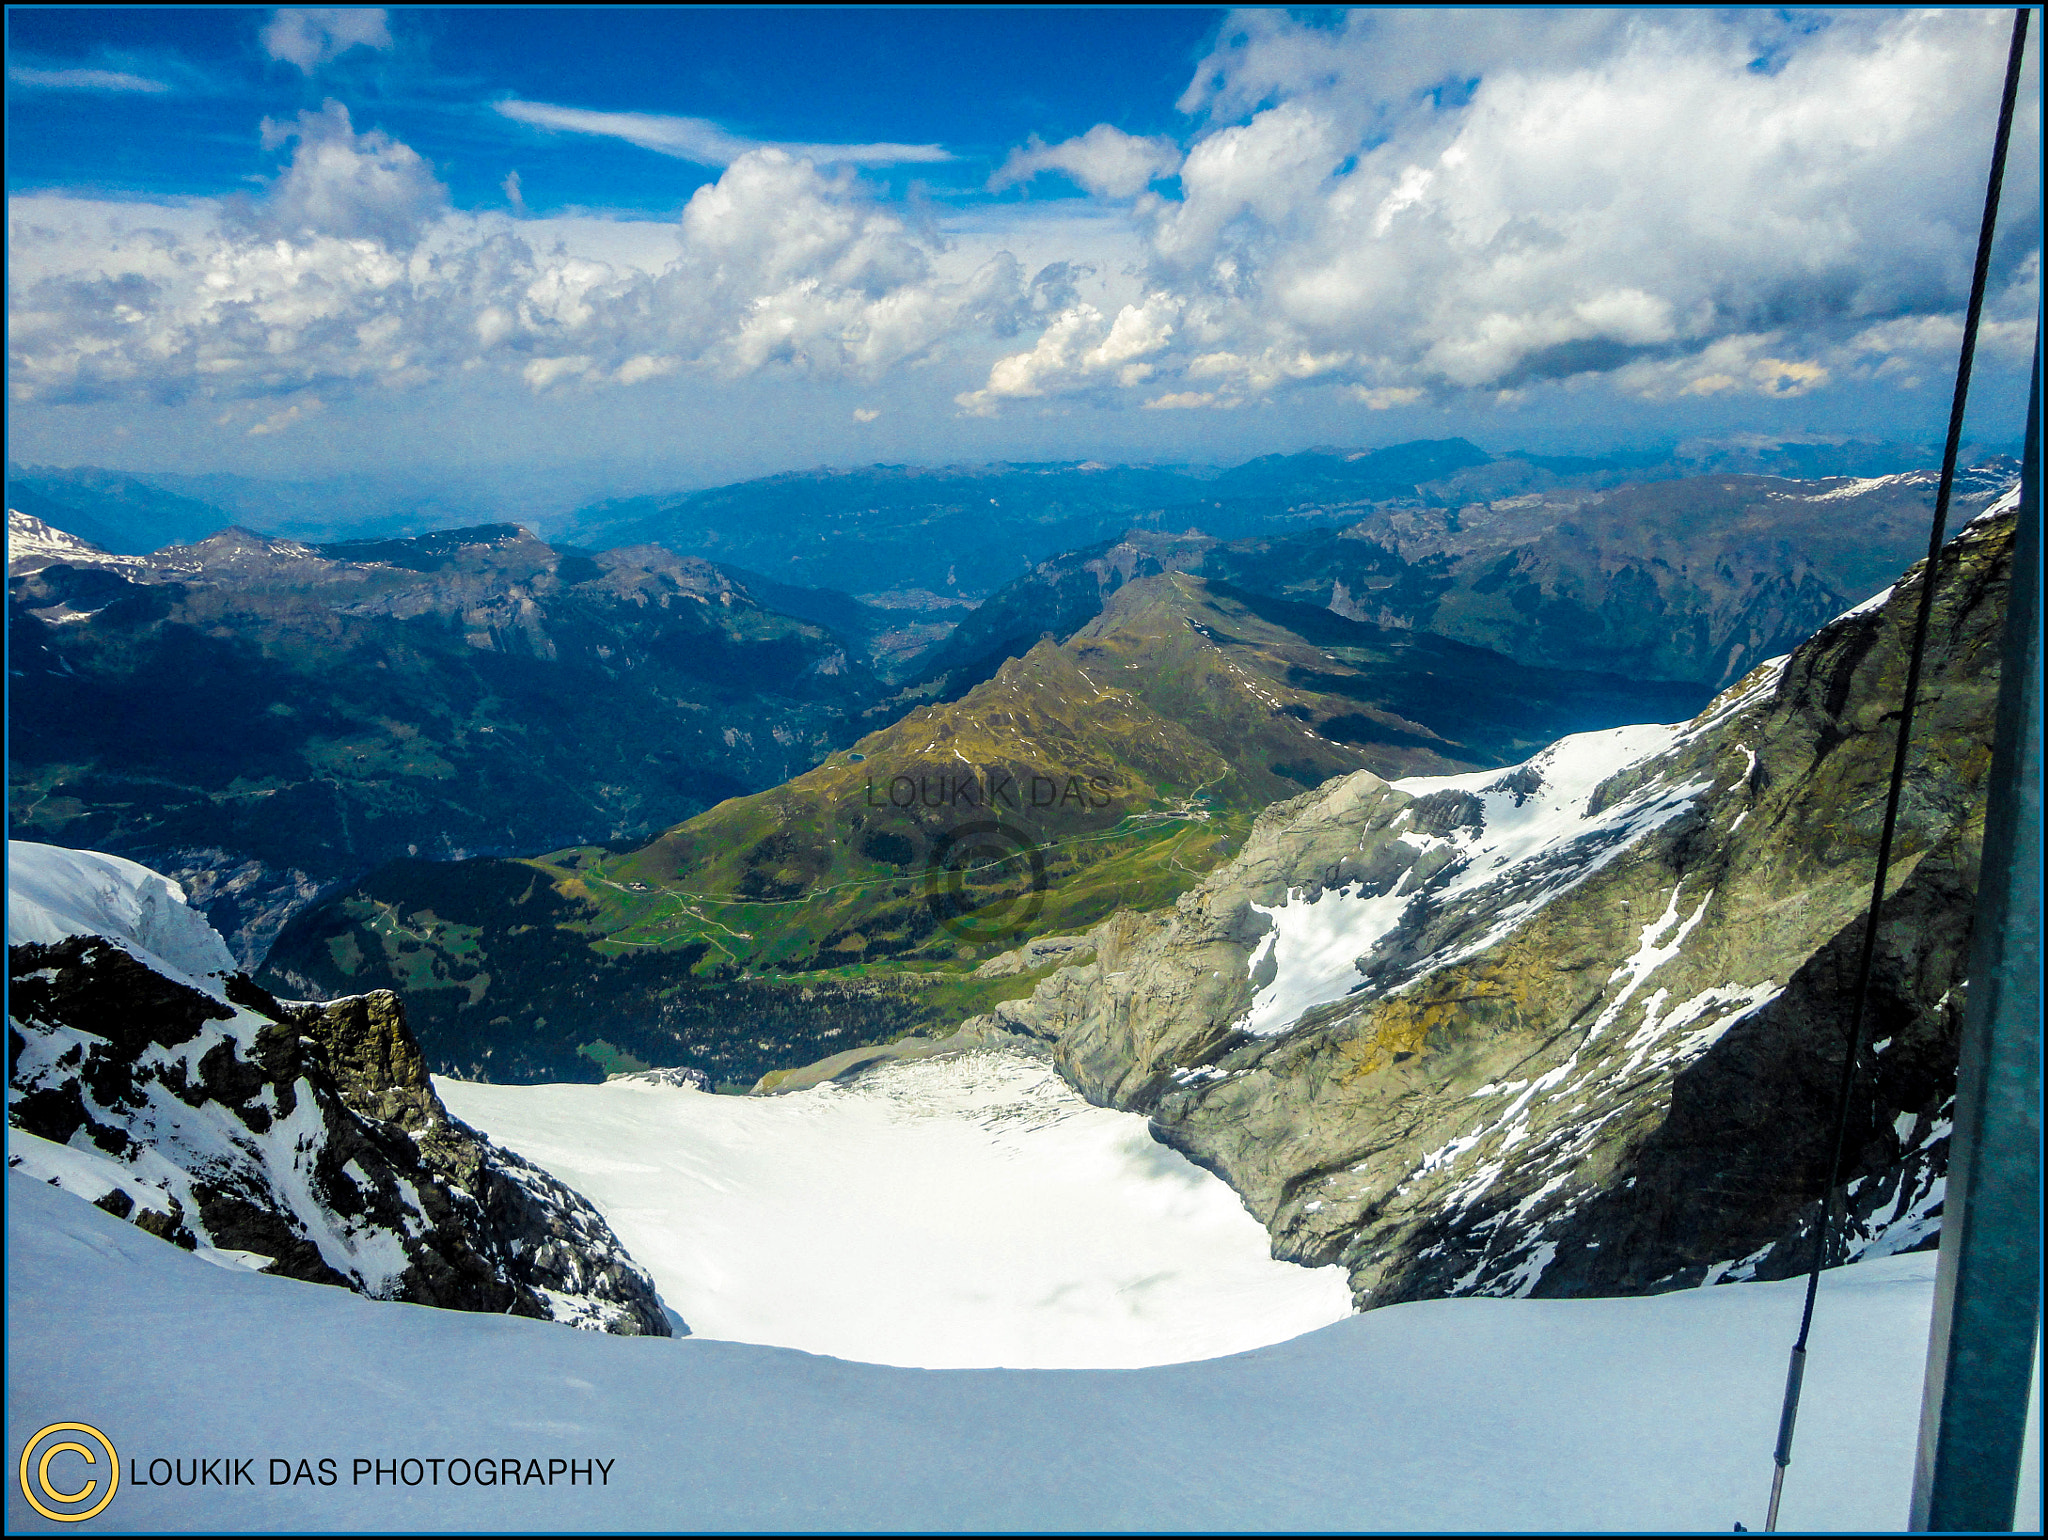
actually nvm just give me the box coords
[7,9,1217,211]
[6,8,2040,485]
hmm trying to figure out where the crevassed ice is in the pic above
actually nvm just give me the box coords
[7,840,237,996]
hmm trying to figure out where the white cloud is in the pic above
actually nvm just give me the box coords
[7,67,171,93]
[963,8,2040,414]
[247,397,323,436]
[1349,385,1423,410]
[955,293,1181,414]
[494,99,952,168]
[521,355,597,392]
[261,9,393,74]
[991,125,1181,199]
[253,101,447,246]
[853,407,881,422]
[615,354,676,386]
[11,9,2037,438]
[9,121,1022,411]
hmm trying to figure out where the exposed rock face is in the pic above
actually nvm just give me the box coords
[6,850,673,1335]
[151,849,329,973]
[976,502,2014,1308]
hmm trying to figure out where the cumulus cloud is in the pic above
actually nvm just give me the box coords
[261,8,393,73]
[7,66,171,93]
[247,397,323,436]
[251,101,448,246]
[962,8,2040,415]
[14,10,2037,433]
[956,293,1182,414]
[495,99,952,167]
[9,115,1023,411]
[991,125,1181,198]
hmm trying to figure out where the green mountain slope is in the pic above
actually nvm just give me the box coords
[260,573,1705,1084]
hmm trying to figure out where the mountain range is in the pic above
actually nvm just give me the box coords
[8,515,873,963]
[19,484,2015,1333]
[10,447,2019,1095]
[914,460,2020,697]
[4,440,2031,1411]
[12,431,2003,582]
[966,492,2018,1306]
[258,564,1703,1084]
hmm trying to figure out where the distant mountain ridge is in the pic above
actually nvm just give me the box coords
[5,467,236,554]
[915,459,2020,698]
[16,431,1991,593]
[8,515,880,963]
[562,436,1994,600]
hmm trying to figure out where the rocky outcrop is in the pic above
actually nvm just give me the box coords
[6,848,674,1334]
[973,502,2015,1308]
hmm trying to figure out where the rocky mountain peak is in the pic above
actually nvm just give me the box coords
[7,842,675,1335]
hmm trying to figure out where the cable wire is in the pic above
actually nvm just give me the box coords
[1762,9,2032,1531]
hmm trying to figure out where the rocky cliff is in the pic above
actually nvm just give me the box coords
[6,843,673,1335]
[972,498,2015,1308]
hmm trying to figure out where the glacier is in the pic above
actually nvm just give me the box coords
[439,1051,1354,1370]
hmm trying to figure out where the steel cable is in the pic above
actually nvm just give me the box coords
[1761,9,2032,1531]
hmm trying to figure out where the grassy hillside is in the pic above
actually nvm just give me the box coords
[262,573,1706,1083]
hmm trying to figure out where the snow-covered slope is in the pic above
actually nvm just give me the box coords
[9,842,237,995]
[8,1170,2037,1533]
[440,1049,1353,1369]
[1242,720,1705,1036]
[7,841,669,1334]
[4,508,144,575]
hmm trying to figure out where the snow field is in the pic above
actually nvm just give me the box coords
[8,841,238,996]
[9,1172,2038,1533]
[438,1049,1355,1369]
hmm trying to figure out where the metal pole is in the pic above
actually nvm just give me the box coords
[1907,321,2043,1532]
